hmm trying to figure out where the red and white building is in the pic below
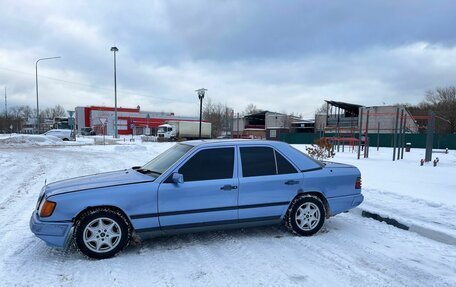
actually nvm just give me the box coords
[75,106,199,135]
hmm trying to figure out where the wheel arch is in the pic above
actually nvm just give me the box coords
[289,190,331,219]
[73,205,133,228]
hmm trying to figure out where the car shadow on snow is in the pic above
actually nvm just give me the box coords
[125,224,331,256]
[33,218,340,260]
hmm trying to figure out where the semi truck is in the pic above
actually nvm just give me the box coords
[157,121,212,141]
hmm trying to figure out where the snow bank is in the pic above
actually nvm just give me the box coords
[0,135,63,146]
[114,145,148,152]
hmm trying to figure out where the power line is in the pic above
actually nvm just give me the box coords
[0,66,196,104]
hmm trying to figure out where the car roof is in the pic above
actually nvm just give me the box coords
[183,139,288,147]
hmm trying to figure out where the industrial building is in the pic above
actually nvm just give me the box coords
[315,100,419,136]
[75,106,198,136]
[232,111,302,140]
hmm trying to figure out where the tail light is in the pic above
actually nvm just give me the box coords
[355,177,362,189]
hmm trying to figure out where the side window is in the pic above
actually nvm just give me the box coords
[178,148,234,182]
[275,150,297,174]
[240,147,276,177]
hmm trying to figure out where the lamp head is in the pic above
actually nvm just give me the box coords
[110,46,119,52]
[195,88,207,100]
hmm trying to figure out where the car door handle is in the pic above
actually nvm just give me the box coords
[220,185,238,191]
[284,180,300,185]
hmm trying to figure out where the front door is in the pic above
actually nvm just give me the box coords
[158,146,239,229]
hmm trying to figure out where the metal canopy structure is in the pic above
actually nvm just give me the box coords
[325,100,363,111]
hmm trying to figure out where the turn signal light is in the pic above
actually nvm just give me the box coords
[355,177,362,189]
[39,200,56,217]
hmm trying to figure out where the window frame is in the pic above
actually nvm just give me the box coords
[239,145,298,178]
[172,146,237,183]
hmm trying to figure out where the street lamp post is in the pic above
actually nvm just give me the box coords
[35,56,60,133]
[110,47,119,138]
[195,88,207,139]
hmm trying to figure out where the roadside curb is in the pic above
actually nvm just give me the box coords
[351,207,456,246]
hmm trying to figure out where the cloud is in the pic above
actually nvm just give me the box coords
[1,0,456,119]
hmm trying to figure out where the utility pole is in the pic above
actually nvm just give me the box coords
[110,47,119,138]
[392,107,400,161]
[237,112,240,138]
[400,114,406,159]
[357,108,363,160]
[425,111,435,162]
[377,122,380,151]
[4,87,6,117]
[397,109,404,160]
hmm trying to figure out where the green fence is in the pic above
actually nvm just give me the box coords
[280,133,456,149]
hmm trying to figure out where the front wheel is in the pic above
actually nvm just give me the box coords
[287,195,326,236]
[74,208,131,259]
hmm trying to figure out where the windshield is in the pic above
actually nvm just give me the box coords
[157,127,166,133]
[141,143,193,175]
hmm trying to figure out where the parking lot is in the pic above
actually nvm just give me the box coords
[0,140,454,286]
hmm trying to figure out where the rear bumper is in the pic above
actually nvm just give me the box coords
[327,194,364,216]
[29,212,73,248]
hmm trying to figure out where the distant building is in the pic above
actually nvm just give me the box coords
[290,120,315,133]
[315,100,419,136]
[75,106,198,135]
[232,111,299,140]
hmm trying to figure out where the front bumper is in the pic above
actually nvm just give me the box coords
[29,212,73,248]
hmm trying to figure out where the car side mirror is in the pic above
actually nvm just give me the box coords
[172,172,184,184]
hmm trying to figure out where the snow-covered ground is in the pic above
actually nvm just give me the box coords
[296,145,456,239]
[0,140,455,286]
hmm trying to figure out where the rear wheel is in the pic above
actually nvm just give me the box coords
[287,195,325,236]
[74,208,131,259]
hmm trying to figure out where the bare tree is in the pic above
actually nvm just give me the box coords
[19,105,34,120]
[51,105,67,118]
[425,87,456,133]
[243,104,262,115]
[315,103,328,114]
[40,105,67,120]
[203,98,233,138]
[0,105,34,132]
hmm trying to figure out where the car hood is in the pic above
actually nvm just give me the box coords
[44,169,154,197]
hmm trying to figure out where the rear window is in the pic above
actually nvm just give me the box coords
[275,151,297,174]
[240,147,276,177]
[240,146,297,177]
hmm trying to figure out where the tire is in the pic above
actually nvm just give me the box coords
[62,138,69,141]
[286,195,325,236]
[74,208,131,259]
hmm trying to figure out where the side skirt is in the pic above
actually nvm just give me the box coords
[135,216,282,239]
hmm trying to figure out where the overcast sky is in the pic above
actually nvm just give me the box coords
[1,0,455,118]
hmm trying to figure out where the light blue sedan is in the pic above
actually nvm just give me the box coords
[30,140,363,259]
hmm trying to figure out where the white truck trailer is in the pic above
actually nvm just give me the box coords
[157,121,212,140]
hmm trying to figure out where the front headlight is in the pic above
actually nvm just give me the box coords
[39,199,57,217]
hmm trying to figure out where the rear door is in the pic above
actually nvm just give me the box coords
[158,146,239,229]
[238,146,303,221]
